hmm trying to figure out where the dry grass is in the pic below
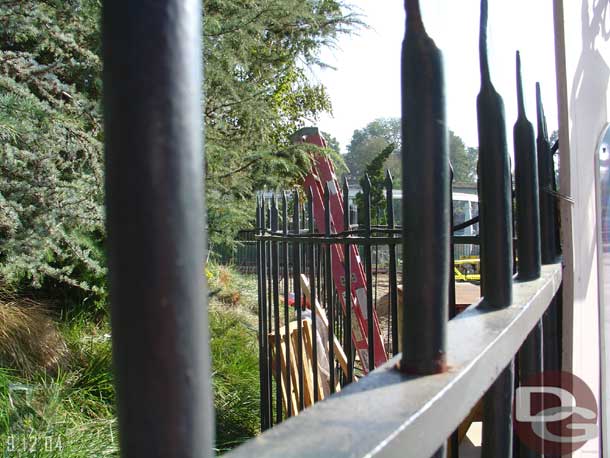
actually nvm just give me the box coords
[213,265,243,306]
[0,292,67,377]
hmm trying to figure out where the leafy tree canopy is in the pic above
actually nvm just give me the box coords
[354,143,395,225]
[321,131,341,154]
[449,132,477,184]
[344,117,477,185]
[203,0,359,250]
[344,117,401,183]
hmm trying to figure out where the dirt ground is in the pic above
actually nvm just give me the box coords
[372,272,481,356]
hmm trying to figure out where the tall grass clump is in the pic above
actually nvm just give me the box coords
[208,263,260,453]
[211,307,260,453]
[0,309,118,458]
[0,294,68,376]
[0,263,262,455]
[0,366,118,457]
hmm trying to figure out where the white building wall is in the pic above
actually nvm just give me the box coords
[554,0,609,455]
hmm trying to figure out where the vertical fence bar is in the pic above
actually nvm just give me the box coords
[537,84,561,375]
[477,1,514,457]
[307,187,320,402]
[271,196,282,424]
[324,184,336,393]
[401,0,450,378]
[257,197,270,430]
[266,203,274,427]
[343,178,354,383]
[482,361,515,458]
[293,191,305,411]
[102,0,213,454]
[518,322,543,458]
[317,242,322,309]
[536,83,558,265]
[282,192,292,418]
[449,167,457,320]
[513,52,543,458]
[514,52,541,281]
[362,175,375,373]
[448,168,459,458]
[260,198,270,430]
[256,196,263,427]
[386,171,399,355]
[477,0,513,309]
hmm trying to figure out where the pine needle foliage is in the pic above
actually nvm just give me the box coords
[0,0,359,303]
[0,1,105,304]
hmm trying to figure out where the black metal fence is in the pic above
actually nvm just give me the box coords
[246,0,562,456]
[211,230,258,271]
[217,196,479,271]
[101,0,563,457]
[255,177,485,429]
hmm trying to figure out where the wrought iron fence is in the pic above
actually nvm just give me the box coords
[101,0,563,457]
[255,178,484,429]
[211,230,258,271]
[233,0,563,455]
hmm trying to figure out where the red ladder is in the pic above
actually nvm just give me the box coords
[292,128,387,372]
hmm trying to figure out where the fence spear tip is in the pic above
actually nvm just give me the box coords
[363,174,371,190]
[342,175,349,189]
[516,50,526,118]
[385,169,393,184]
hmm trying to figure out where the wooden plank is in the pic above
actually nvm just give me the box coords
[270,317,347,414]
[278,333,298,415]
[300,274,350,379]
[267,322,299,415]
[267,333,288,417]
[303,320,324,405]
[288,326,302,415]
[290,320,314,408]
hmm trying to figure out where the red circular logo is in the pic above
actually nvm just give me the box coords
[514,371,598,455]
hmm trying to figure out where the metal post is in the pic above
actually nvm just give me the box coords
[324,184,336,393]
[386,171,399,355]
[482,361,515,458]
[266,204,274,426]
[307,187,320,402]
[536,83,558,265]
[293,190,305,411]
[282,192,292,418]
[102,0,213,455]
[477,1,515,456]
[401,0,450,376]
[449,166,457,320]
[514,52,541,281]
[536,84,561,374]
[362,175,375,373]
[513,51,543,458]
[448,167,459,458]
[518,322,543,458]
[257,196,269,430]
[477,0,513,309]
[343,178,354,383]
[271,197,282,424]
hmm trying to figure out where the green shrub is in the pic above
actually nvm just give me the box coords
[210,306,260,453]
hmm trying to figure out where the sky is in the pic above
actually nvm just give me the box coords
[311,0,559,154]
